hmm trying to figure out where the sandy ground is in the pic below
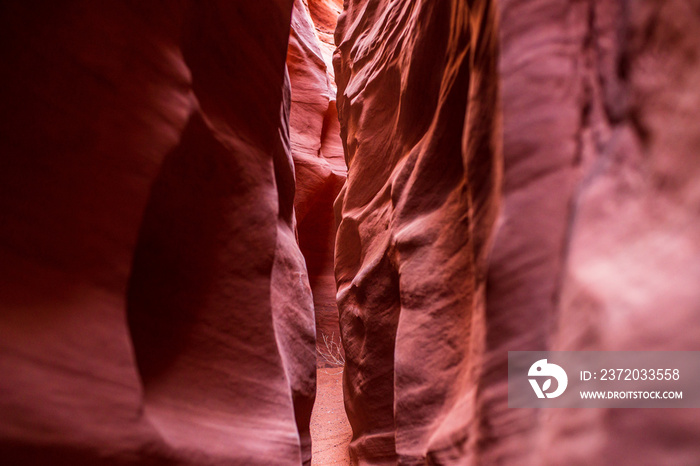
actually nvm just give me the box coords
[310,368,352,465]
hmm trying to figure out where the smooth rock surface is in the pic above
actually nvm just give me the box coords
[333,0,501,462]
[475,1,700,464]
[334,0,700,464]
[288,0,347,365]
[0,1,317,464]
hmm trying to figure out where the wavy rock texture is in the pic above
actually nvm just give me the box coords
[288,0,347,364]
[334,0,700,464]
[307,0,344,88]
[487,0,700,464]
[333,0,501,462]
[0,1,316,464]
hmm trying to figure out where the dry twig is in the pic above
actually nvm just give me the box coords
[318,332,345,367]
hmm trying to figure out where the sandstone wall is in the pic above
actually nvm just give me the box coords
[0,1,316,464]
[334,0,700,464]
[492,1,700,463]
[287,0,347,365]
[333,0,501,462]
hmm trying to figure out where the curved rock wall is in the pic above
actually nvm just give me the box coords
[4,0,700,464]
[333,0,501,462]
[490,0,700,464]
[287,0,347,365]
[0,1,316,464]
[334,0,700,464]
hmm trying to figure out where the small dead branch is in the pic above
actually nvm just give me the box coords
[318,332,345,367]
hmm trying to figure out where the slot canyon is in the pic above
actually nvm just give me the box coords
[1,0,700,465]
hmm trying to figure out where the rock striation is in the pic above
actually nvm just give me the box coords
[287,0,347,365]
[485,0,700,464]
[333,0,501,462]
[3,0,700,464]
[0,1,317,464]
[334,0,700,464]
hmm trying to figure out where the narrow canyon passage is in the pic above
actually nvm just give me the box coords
[285,1,351,464]
[2,0,700,465]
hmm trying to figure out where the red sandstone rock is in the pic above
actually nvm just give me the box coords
[307,0,343,89]
[334,0,700,464]
[0,1,316,464]
[288,0,347,365]
[4,0,700,464]
[489,1,700,464]
[333,0,501,462]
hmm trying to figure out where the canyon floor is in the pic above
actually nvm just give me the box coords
[310,368,352,465]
